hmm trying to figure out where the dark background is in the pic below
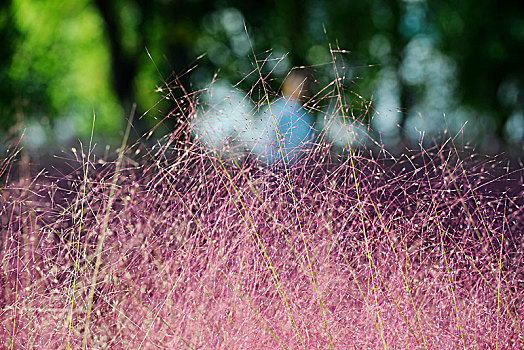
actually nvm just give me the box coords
[1,0,523,156]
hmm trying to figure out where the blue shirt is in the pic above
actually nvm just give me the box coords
[249,97,314,166]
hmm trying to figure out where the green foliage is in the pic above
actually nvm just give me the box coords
[428,1,524,135]
[6,0,121,139]
[0,1,20,132]
[0,0,523,149]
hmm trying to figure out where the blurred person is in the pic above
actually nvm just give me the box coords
[191,70,315,167]
[191,80,252,158]
[247,69,315,167]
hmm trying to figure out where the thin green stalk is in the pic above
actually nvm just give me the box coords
[328,35,387,349]
[243,23,332,349]
[159,164,287,348]
[209,149,304,348]
[10,204,21,350]
[363,186,428,349]
[82,105,135,349]
[421,147,466,349]
[440,148,522,339]
[67,115,96,350]
[14,184,196,348]
[496,200,507,350]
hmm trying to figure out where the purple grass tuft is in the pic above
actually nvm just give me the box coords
[1,65,524,349]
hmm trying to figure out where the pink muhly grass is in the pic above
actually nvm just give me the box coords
[1,69,524,349]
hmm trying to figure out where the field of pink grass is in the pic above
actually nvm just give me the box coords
[1,125,523,349]
[1,62,524,348]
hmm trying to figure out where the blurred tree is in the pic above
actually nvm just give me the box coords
[428,1,524,139]
[93,0,144,130]
[92,0,215,138]
[0,0,21,134]
[3,0,122,146]
[0,0,522,150]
